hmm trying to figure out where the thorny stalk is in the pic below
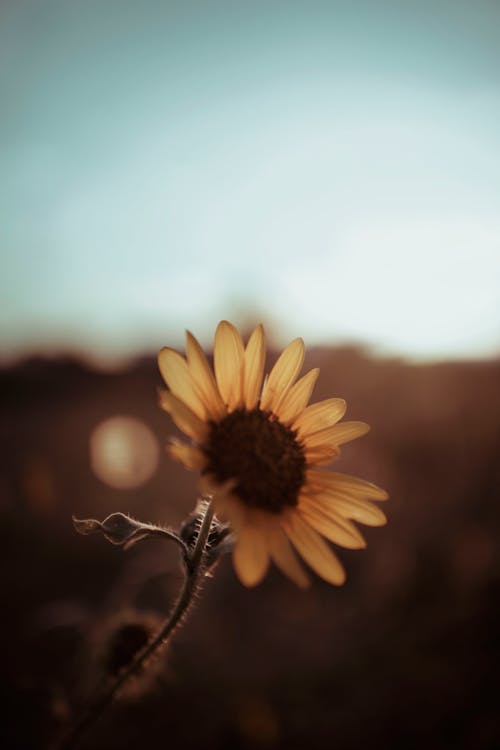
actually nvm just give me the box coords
[59,499,215,750]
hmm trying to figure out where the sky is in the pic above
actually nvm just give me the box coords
[1,0,499,363]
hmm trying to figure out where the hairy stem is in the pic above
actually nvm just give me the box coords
[59,500,215,750]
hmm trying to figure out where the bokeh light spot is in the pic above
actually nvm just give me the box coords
[90,416,159,489]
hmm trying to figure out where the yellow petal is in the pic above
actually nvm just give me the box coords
[293,398,346,436]
[242,324,266,410]
[158,390,208,441]
[305,421,370,450]
[213,492,246,531]
[232,522,270,587]
[260,338,305,412]
[282,512,346,585]
[304,445,340,466]
[214,320,244,410]
[198,474,243,525]
[298,496,366,549]
[327,496,387,527]
[267,525,310,588]
[330,420,371,444]
[158,348,206,419]
[198,473,217,497]
[307,469,389,501]
[185,331,226,420]
[199,472,235,496]
[275,368,320,424]
[168,440,207,471]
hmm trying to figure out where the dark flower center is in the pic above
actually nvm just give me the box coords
[202,408,306,513]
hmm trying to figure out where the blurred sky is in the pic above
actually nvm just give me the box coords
[1,0,499,363]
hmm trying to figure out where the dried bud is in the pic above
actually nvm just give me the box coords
[72,517,102,535]
[73,513,142,545]
[72,513,186,553]
[100,513,146,545]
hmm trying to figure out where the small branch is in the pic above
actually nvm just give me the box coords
[60,499,215,750]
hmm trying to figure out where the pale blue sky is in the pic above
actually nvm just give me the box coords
[1,0,499,362]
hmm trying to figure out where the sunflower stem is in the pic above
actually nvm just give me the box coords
[59,498,215,750]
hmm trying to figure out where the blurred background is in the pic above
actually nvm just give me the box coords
[1,1,499,748]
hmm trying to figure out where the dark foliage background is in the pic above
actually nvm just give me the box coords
[1,347,499,749]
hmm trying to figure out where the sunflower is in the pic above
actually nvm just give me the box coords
[158,321,388,588]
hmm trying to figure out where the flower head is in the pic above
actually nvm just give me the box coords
[158,321,388,588]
